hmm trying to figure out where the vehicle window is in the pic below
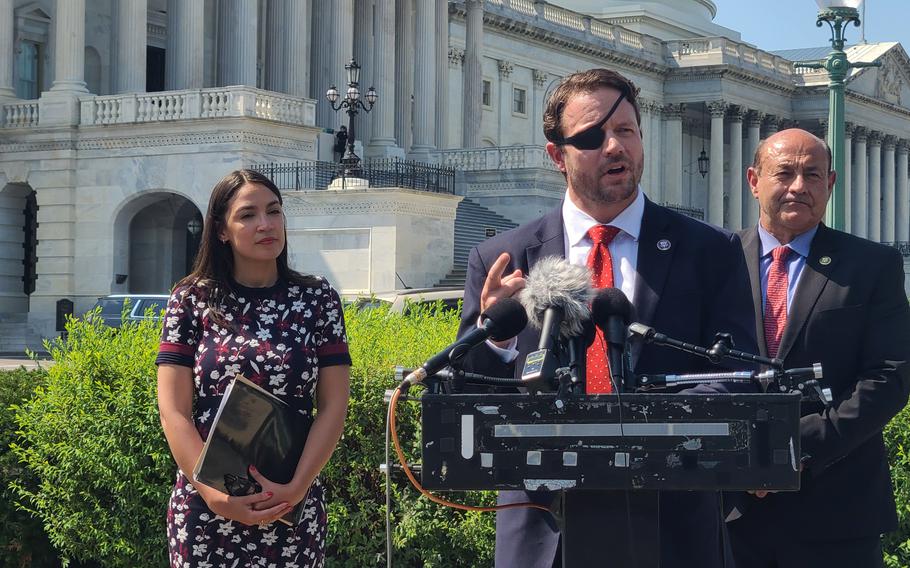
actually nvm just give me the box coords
[134,298,165,317]
[96,298,125,317]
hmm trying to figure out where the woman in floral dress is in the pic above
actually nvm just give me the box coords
[156,169,351,568]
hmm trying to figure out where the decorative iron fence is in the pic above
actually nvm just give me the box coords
[660,202,705,221]
[883,241,910,256]
[248,159,456,194]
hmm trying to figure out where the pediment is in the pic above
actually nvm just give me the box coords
[847,43,910,110]
[15,2,50,22]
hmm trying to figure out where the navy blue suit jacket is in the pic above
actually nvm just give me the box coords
[458,198,758,568]
[728,225,910,545]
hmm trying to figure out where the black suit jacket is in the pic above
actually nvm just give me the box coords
[729,225,910,542]
[458,198,758,568]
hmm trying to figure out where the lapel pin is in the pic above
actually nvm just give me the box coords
[657,239,672,251]
[819,256,832,266]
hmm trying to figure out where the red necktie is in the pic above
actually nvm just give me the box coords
[764,246,791,359]
[586,225,621,394]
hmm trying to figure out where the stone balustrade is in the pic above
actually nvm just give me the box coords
[2,101,39,127]
[76,86,315,127]
[438,145,557,171]
[665,37,796,80]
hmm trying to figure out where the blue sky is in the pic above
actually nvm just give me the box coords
[712,0,910,54]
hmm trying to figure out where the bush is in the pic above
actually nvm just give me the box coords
[0,366,60,568]
[10,301,497,567]
[10,314,172,567]
[884,403,910,567]
[324,302,495,567]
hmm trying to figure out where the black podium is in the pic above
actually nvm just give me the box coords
[420,393,801,567]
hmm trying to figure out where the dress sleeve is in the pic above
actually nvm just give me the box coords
[155,285,201,368]
[315,281,352,369]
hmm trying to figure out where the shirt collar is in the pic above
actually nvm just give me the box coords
[757,223,818,259]
[563,188,645,248]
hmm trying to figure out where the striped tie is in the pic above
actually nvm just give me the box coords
[764,246,791,359]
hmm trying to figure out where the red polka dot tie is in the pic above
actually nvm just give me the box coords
[764,246,791,359]
[586,225,621,394]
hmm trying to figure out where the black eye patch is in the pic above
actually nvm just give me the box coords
[553,92,627,150]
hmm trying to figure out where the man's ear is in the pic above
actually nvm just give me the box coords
[746,167,760,198]
[827,170,836,193]
[545,142,567,173]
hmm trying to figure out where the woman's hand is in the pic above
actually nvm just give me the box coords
[246,465,311,513]
[196,482,293,526]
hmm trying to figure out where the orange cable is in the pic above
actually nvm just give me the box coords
[389,385,550,513]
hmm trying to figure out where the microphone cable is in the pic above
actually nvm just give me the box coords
[386,383,551,514]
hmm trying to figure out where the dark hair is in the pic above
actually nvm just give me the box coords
[751,130,832,174]
[543,68,641,143]
[176,169,319,325]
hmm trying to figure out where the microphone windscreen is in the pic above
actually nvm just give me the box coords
[591,287,633,328]
[520,256,593,338]
[481,297,529,341]
[579,314,597,348]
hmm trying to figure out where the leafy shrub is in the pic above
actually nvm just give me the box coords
[324,301,495,567]
[884,403,910,567]
[10,313,172,567]
[10,301,497,567]
[0,366,60,568]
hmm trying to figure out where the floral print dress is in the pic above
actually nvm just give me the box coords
[156,277,351,568]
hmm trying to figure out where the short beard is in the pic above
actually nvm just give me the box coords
[568,167,638,205]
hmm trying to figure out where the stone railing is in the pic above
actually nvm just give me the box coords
[2,100,40,128]
[476,0,664,64]
[665,37,796,81]
[80,86,316,127]
[438,145,557,171]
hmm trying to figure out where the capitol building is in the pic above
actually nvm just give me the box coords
[0,0,908,349]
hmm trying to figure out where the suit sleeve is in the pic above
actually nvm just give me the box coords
[457,245,517,382]
[801,248,910,475]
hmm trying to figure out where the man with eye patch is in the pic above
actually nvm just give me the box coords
[457,68,758,567]
[726,128,910,568]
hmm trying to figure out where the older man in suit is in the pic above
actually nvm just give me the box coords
[458,68,758,568]
[727,128,910,568]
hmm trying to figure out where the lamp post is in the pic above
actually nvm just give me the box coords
[793,0,878,230]
[325,58,378,175]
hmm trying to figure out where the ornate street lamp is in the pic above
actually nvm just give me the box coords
[326,58,378,175]
[793,0,878,230]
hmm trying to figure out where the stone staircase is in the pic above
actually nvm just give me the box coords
[435,198,519,288]
[0,313,50,356]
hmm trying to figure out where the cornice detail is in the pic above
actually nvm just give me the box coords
[283,197,457,220]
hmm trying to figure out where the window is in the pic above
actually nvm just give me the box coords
[482,79,492,107]
[15,41,41,99]
[512,87,527,115]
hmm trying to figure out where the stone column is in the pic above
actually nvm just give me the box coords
[649,101,662,200]
[707,100,726,227]
[639,99,653,191]
[763,114,782,136]
[843,122,853,234]
[0,0,13,98]
[868,131,882,242]
[496,59,513,144]
[353,0,374,147]
[312,0,353,129]
[462,0,484,148]
[266,0,288,93]
[663,103,685,207]
[532,69,548,147]
[114,0,147,93]
[367,0,398,156]
[883,135,897,243]
[898,141,910,243]
[852,127,868,239]
[728,105,744,231]
[744,111,765,226]
[408,0,437,159]
[219,0,258,86]
[50,0,88,92]
[166,0,204,90]
[394,0,413,152]
[435,0,449,150]
[285,0,311,97]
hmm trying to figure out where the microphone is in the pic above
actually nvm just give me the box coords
[519,256,593,387]
[590,288,634,392]
[402,297,528,387]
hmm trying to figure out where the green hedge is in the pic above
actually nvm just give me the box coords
[4,302,495,567]
[3,303,910,566]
